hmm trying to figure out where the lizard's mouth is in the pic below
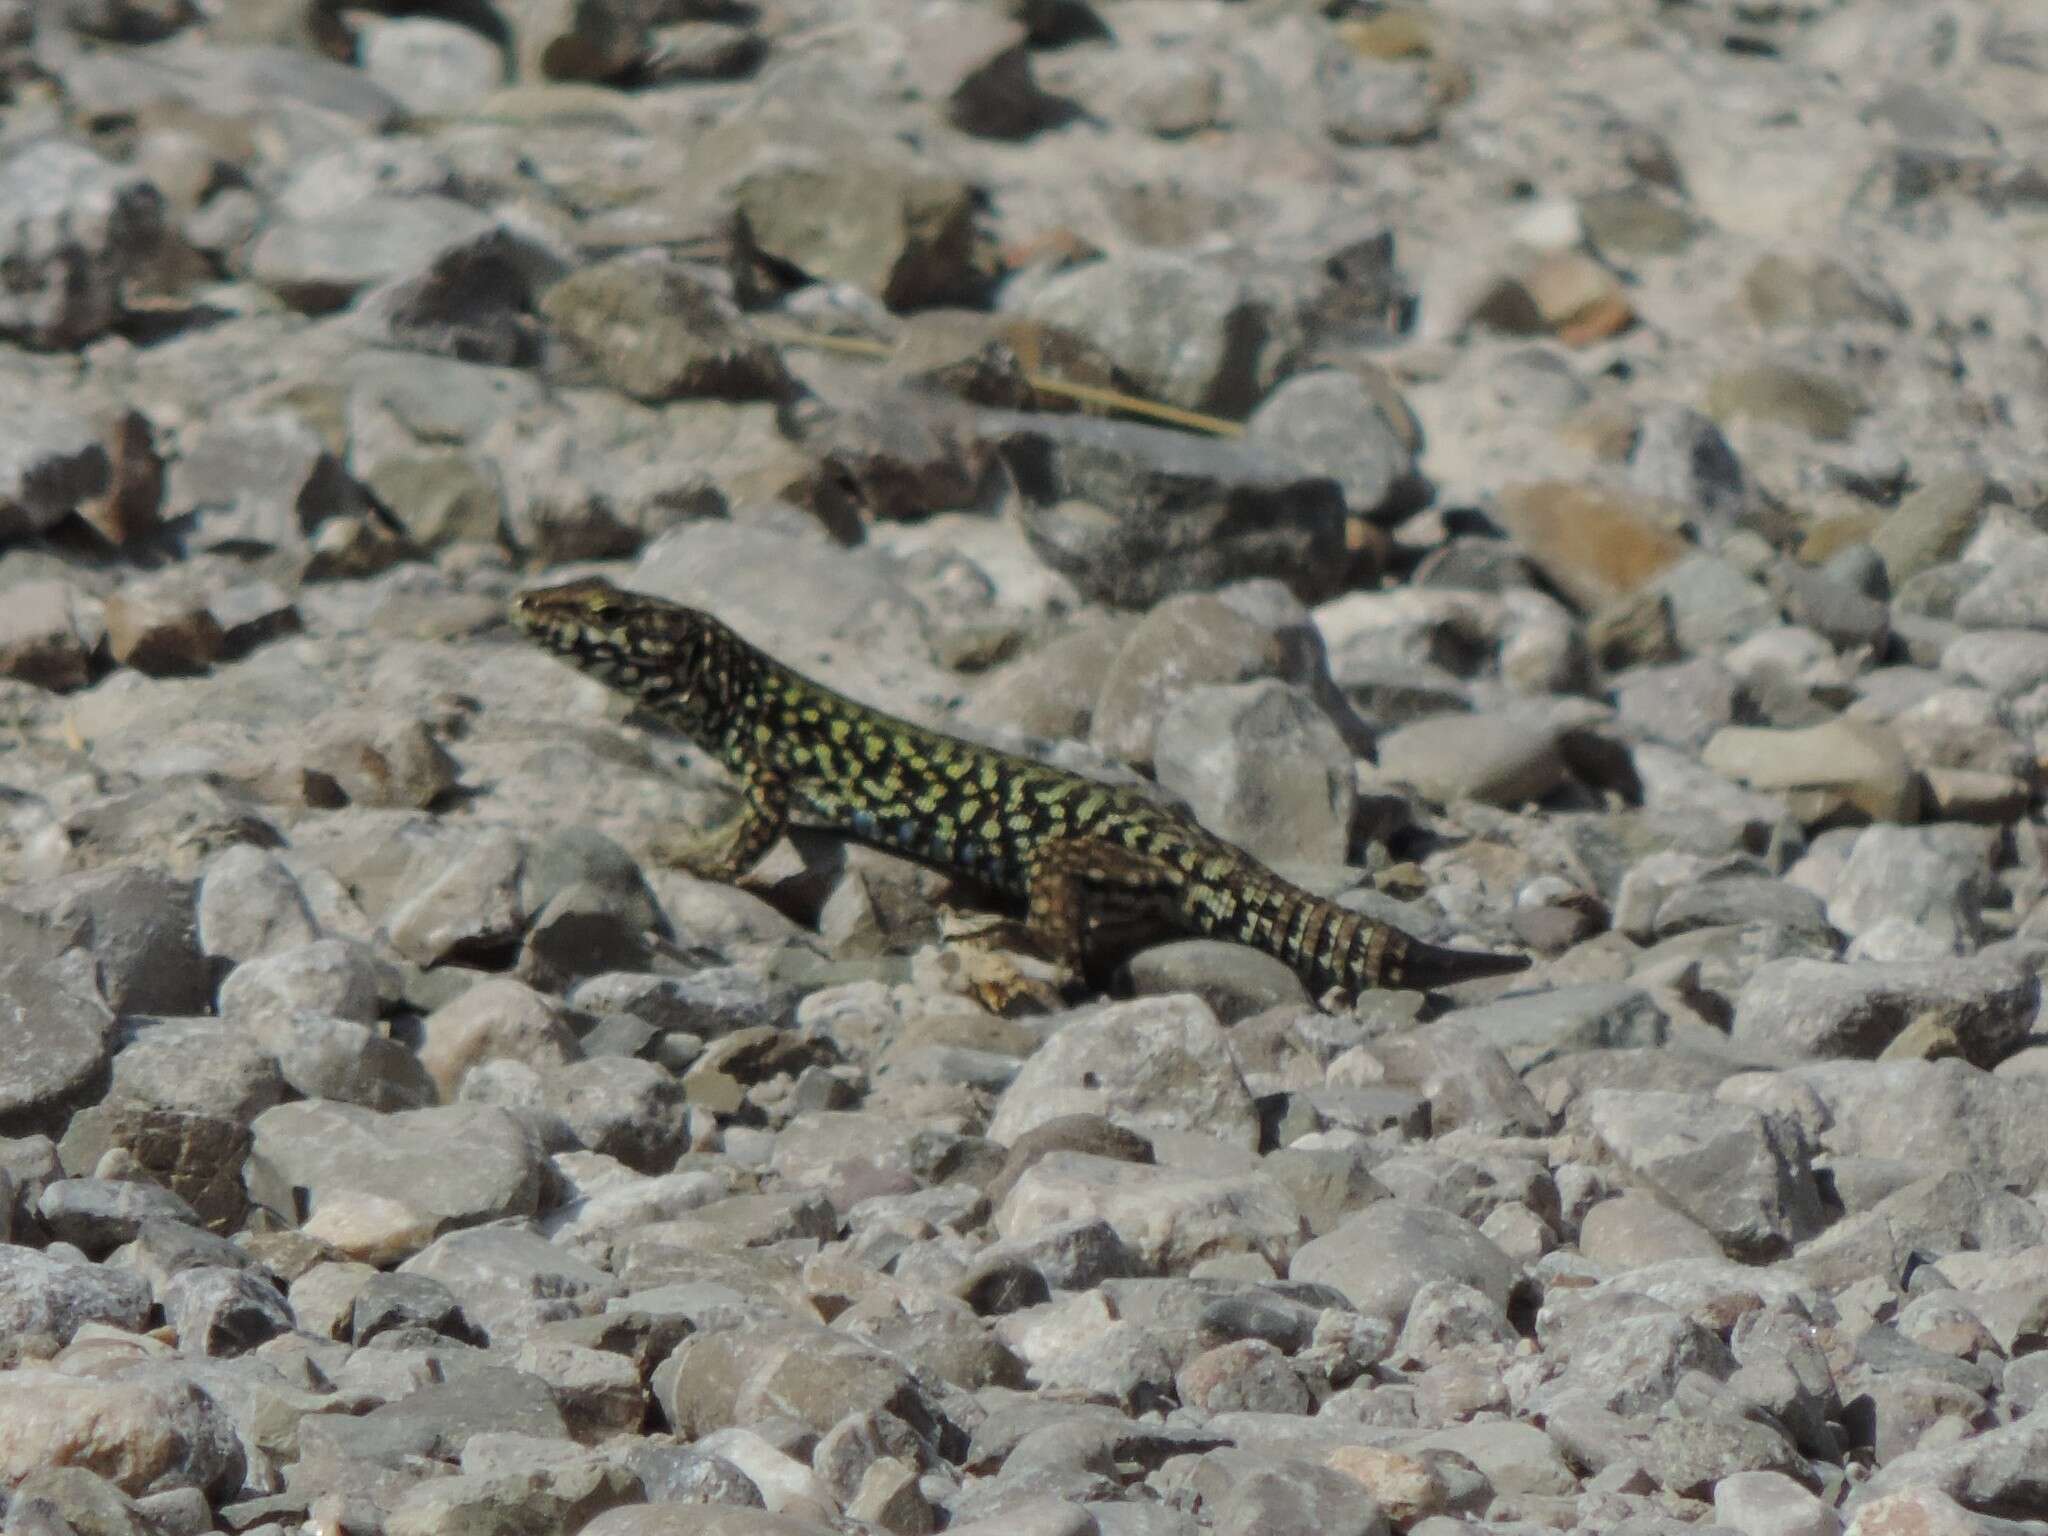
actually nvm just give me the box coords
[509,603,562,649]
[508,591,586,653]
[509,578,634,658]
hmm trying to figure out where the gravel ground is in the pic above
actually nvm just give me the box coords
[2,0,2048,1532]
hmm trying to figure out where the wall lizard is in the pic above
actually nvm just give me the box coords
[513,577,1530,999]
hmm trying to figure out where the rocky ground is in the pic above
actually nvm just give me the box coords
[2,0,2048,1531]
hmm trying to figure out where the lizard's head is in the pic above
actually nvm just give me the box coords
[511,577,710,707]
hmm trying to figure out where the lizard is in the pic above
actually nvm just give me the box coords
[512,576,1530,1000]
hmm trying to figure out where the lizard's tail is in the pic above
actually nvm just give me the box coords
[1185,871,1530,996]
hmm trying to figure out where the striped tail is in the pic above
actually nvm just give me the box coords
[1185,871,1529,996]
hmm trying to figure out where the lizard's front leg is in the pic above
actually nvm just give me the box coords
[655,767,791,882]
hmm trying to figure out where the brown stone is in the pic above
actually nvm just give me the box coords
[1493,482,1691,612]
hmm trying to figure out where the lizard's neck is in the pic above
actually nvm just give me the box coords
[610,612,756,750]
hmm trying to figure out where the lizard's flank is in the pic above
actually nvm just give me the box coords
[513,577,1530,998]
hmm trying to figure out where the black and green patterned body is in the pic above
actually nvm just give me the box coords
[513,578,1529,996]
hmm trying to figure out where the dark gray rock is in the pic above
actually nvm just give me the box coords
[0,906,114,1139]
[982,412,1350,608]
[351,1270,480,1346]
[570,969,803,1042]
[37,1176,203,1258]
[159,1264,293,1356]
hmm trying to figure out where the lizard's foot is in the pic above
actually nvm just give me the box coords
[650,821,751,882]
[938,910,1077,1016]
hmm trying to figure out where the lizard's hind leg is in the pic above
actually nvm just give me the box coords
[1022,837,1179,983]
[946,837,1175,1014]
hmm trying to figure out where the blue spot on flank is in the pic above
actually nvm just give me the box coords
[850,809,878,838]
[959,840,981,867]
[895,822,918,846]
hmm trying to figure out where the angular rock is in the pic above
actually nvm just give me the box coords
[165,412,369,553]
[1707,363,1866,441]
[419,977,581,1100]
[106,1022,284,1124]
[246,1008,438,1112]
[1872,473,1988,586]
[1374,709,1570,808]
[0,389,111,540]
[104,582,225,676]
[1246,368,1410,517]
[357,15,503,114]
[0,1244,152,1346]
[987,995,1260,1151]
[1491,482,1689,613]
[247,1100,544,1242]
[544,1055,690,1173]
[1730,957,2038,1065]
[0,1368,242,1496]
[159,1265,294,1356]
[1955,537,2048,630]
[542,254,793,404]
[248,193,495,312]
[216,937,387,1036]
[1289,1201,1516,1325]
[659,1321,942,1444]
[735,160,982,311]
[38,1177,201,1257]
[0,578,106,691]
[1825,823,1995,953]
[1941,629,2048,697]
[0,140,164,348]
[195,845,320,965]
[1752,1060,2048,1194]
[28,863,207,1016]
[0,905,115,1137]
[1703,716,1921,824]
[399,1225,620,1343]
[1154,681,1357,866]
[1850,1407,2048,1519]
[1089,592,1311,772]
[297,1364,569,1470]
[997,1151,1306,1275]
[55,1102,252,1232]
[1578,1090,1826,1260]
[1189,1454,1378,1536]
[1019,250,1295,417]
